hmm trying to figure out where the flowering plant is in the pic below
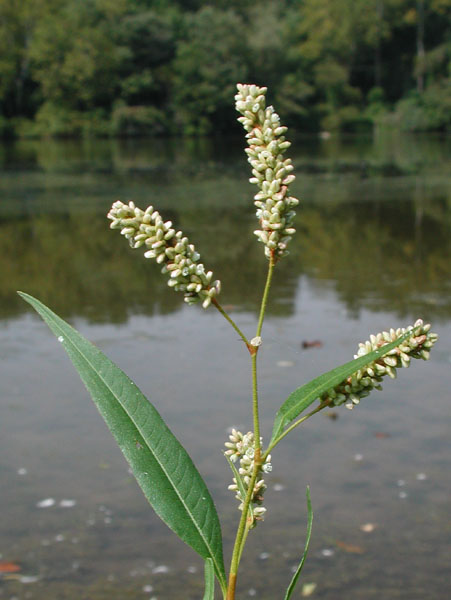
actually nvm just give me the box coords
[19,84,438,599]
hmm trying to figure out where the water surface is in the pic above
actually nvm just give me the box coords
[1,134,450,599]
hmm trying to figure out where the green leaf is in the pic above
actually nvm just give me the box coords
[271,328,416,445]
[203,558,215,600]
[18,292,226,591]
[283,486,313,600]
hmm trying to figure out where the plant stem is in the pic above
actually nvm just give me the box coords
[252,254,275,457]
[226,255,276,600]
[251,352,261,453]
[256,253,275,338]
[226,466,260,600]
[212,298,250,348]
[237,520,252,566]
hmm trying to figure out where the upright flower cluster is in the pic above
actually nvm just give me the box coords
[225,430,272,525]
[235,83,299,260]
[323,319,438,410]
[107,201,221,308]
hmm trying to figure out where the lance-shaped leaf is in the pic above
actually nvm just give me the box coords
[283,486,313,600]
[18,292,226,590]
[203,558,215,600]
[271,328,417,445]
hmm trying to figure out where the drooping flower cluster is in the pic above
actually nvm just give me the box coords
[323,319,438,410]
[107,201,221,308]
[225,430,272,525]
[235,83,299,260]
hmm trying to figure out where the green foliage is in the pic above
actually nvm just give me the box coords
[110,103,168,136]
[30,102,111,137]
[382,81,451,132]
[171,6,248,134]
[18,291,227,591]
[116,9,178,107]
[28,0,125,111]
[1,0,450,135]
[0,114,14,139]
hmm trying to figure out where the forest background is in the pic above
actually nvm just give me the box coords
[1,0,450,139]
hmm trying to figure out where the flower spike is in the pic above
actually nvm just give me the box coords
[225,429,272,527]
[323,319,438,410]
[107,201,221,308]
[235,83,299,260]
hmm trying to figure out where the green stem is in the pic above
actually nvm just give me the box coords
[212,298,250,348]
[226,255,276,600]
[252,254,275,457]
[256,253,275,338]
[251,352,260,452]
[237,520,252,566]
[226,465,260,600]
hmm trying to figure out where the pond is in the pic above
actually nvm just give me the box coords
[0,133,450,599]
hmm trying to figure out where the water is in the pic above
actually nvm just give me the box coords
[1,134,450,599]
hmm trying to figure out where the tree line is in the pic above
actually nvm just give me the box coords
[1,0,449,138]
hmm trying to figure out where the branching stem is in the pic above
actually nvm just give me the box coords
[212,298,250,349]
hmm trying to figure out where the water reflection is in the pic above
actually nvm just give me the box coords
[1,177,449,322]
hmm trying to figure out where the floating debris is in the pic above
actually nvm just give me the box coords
[36,498,55,508]
[277,360,294,368]
[374,431,391,439]
[302,340,323,349]
[302,582,317,597]
[17,468,28,476]
[320,548,335,558]
[59,499,76,508]
[336,540,365,554]
[326,411,339,420]
[360,523,377,533]
[152,565,169,575]
[20,575,39,584]
[0,562,21,573]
